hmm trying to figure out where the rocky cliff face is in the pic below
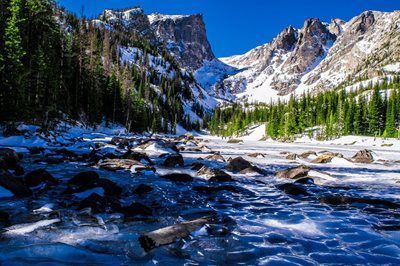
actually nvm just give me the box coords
[94,9,216,71]
[303,11,400,92]
[220,10,400,103]
[148,13,216,70]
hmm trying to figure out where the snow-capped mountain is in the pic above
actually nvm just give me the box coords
[93,7,400,106]
[219,10,400,103]
[90,8,219,125]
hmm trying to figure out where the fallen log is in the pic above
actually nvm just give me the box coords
[139,216,214,252]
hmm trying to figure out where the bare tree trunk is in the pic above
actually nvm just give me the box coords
[139,216,214,252]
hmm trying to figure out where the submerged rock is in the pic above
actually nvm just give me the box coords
[0,148,20,168]
[197,166,233,182]
[161,173,193,182]
[133,184,153,195]
[276,165,310,180]
[277,183,310,196]
[27,147,45,155]
[122,202,153,217]
[193,185,242,194]
[96,178,123,197]
[24,169,59,188]
[77,193,108,214]
[294,177,315,184]
[226,157,252,172]
[139,216,215,252]
[191,163,205,171]
[0,210,9,222]
[320,196,400,209]
[239,166,265,175]
[163,154,184,167]
[67,171,122,198]
[352,150,374,163]
[0,170,32,198]
[68,171,100,187]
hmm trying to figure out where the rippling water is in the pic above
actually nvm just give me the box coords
[0,136,400,265]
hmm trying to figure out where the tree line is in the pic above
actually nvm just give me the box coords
[209,77,400,140]
[0,0,204,132]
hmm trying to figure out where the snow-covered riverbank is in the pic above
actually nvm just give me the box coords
[0,124,399,265]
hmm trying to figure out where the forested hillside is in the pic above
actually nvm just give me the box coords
[210,77,400,140]
[0,0,206,132]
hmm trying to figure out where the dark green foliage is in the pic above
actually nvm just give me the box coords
[210,77,400,140]
[0,0,201,133]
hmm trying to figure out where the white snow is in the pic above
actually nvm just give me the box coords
[148,13,191,24]
[33,204,55,214]
[382,63,400,73]
[3,219,61,236]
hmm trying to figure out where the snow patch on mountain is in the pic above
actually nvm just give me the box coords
[148,13,191,24]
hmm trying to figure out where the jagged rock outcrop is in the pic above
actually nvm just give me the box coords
[148,13,216,70]
[220,10,400,102]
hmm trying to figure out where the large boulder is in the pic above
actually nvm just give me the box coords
[0,170,32,198]
[352,150,374,163]
[276,165,310,180]
[67,171,122,198]
[239,166,265,175]
[77,193,108,214]
[68,171,100,187]
[24,169,59,188]
[226,157,252,172]
[98,159,155,173]
[205,154,226,162]
[197,166,233,182]
[122,150,153,165]
[299,151,317,159]
[247,153,266,158]
[163,154,184,168]
[311,154,335,164]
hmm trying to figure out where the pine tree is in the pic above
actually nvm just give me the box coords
[2,0,25,121]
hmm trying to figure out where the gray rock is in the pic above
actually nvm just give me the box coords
[276,165,310,180]
[197,166,233,182]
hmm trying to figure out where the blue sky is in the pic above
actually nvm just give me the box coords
[57,0,399,57]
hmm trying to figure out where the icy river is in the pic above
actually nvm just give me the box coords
[0,124,399,265]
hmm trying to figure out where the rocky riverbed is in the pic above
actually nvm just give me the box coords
[0,124,399,265]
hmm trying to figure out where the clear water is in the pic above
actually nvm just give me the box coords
[0,136,399,265]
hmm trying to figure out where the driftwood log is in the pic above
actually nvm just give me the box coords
[139,216,214,252]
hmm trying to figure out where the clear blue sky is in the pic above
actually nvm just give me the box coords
[57,0,399,57]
